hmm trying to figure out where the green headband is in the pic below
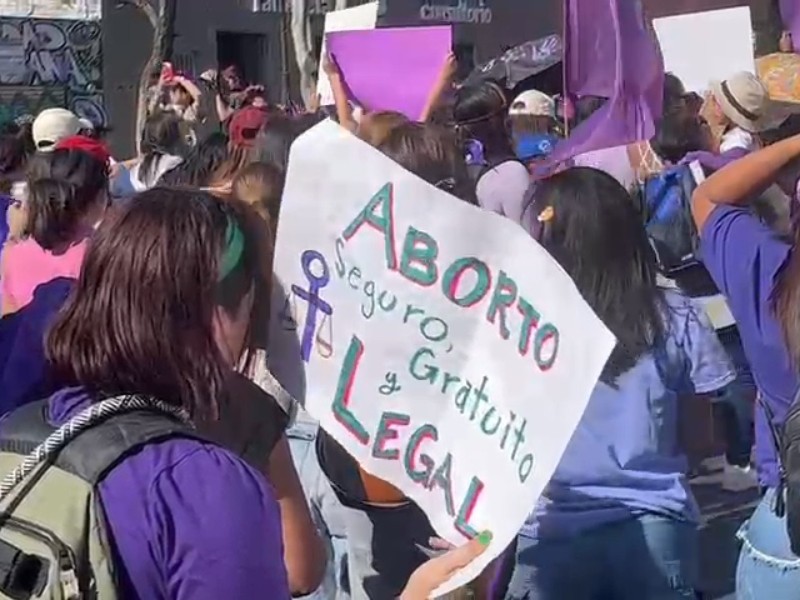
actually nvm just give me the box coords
[218,217,245,282]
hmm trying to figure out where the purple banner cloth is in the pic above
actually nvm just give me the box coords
[551,0,664,162]
[781,0,800,43]
[327,26,452,121]
[681,147,750,172]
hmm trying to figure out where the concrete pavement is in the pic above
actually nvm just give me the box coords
[692,459,761,599]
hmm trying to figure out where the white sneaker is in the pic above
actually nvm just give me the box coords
[721,463,759,492]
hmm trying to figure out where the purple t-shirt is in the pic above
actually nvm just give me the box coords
[700,205,796,488]
[523,290,733,539]
[48,388,290,600]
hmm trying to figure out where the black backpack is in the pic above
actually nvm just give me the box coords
[637,162,720,298]
[761,391,800,555]
[639,164,702,276]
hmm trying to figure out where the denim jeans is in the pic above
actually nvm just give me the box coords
[287,418,350,600]
[714,326,756,467]
[736,488,800,599]
[506,515,698,600]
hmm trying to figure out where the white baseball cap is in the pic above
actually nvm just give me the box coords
[709,71,781,133]
[509,90,555,118]
[32,108,82,151]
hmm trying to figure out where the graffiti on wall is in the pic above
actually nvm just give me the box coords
[0,85,62,123]
[0,0,101,21]
[0,17,105,126]
[0,18,101,88]
[0,86,105,127]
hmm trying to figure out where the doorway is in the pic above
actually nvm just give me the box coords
[216,32,269,86]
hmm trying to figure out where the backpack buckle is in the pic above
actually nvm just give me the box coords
[59,564,80,600]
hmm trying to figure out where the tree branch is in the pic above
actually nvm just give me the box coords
[117,0,159,28]
[117,0,176,153]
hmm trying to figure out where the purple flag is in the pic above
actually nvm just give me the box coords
[780,0,800,44]
[551,0,664,162]
[326,26,452,121]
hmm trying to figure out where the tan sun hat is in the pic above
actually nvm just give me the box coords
[709,71,782,133]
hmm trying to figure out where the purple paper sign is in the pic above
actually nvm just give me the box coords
[326,26,452,120]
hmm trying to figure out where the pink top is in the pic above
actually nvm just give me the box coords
[1,238,88,311]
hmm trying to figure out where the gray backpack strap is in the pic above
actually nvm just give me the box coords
[0,395,193,502]
[758,390,797,517]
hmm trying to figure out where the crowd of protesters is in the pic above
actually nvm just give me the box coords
[4,19,800,600]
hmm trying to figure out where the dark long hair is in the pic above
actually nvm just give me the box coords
[650,107,709,164]
[251,115,297,172]
[663,72,686,112]
[0,132,26,175]
[139,111,183,186]
[378,122,475,204]
[26,148,108,250]
[453,80,515,161]
[532,167,667,384]
[160,132,230,187]
[358,111,408,147]
[772,232,800,368]
[0,132,26,195]
[46,188,270,419]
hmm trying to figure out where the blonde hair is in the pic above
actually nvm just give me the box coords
[357,110,408,147]
[232,162,285,230]
[208,144,251,190]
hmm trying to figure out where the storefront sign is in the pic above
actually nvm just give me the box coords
[258,0,331,14]
[419,0,493,24]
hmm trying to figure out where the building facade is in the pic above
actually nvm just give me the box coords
[0,0,105,128]
[0,0,783,156]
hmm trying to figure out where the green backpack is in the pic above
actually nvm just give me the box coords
[0,396,198,600]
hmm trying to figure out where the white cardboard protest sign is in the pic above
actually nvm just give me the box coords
[316,2,378,106]
[269,119,615,594]
[654,7,754,93]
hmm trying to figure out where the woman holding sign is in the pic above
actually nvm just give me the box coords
[507,167,734,599]
[314,120,491,599]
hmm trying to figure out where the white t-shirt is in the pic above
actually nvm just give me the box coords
[720,127,757,153]
[110,154,183,198]
[572,145,637,191]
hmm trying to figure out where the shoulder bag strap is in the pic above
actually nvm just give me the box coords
[758,391,790,516]
[0,395,190,502]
